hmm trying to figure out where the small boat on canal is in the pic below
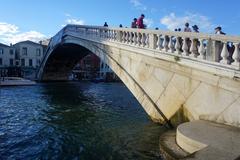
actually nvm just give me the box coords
[0,77,36,86]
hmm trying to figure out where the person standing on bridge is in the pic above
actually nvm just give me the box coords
[137,14,145,29]
[131,18,137,28]
[103,22,108,27]
[192,25,199,33]
[184,22,192,32]
[215,26,225,35]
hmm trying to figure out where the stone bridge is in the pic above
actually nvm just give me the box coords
[37,25,240,127]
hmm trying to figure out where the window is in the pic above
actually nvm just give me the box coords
[16,61,19,66]
[0,58,2,65]
[29,59,33,67]
[9,49,14,55]
[21,59,25,66]
[0,48,3,55]
[22,47,27,56]
[36,59,41,67]
[36,49,41,56]
[9,59,14,66]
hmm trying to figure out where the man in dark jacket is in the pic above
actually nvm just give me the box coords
[131,18,137,28]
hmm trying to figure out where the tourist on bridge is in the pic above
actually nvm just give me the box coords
[131,18,137,28]
[184,23,192,32]
[215,26,225,35]
[103,22,108,27]
[192,25,199,33]
[137,14,145,29]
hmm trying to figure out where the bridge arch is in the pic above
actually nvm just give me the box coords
[38,38,170,125]
[38,25,240,127]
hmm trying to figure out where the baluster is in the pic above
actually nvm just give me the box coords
[137,33,141,46]
[145,34,149,48]
[125,32,129,43]
[182,38,189,56]
[107,30,109,39]
[220,41,229,64]
[113,30,116,41]
[156,35,161,50]
[232,43,240,66]
[163,35,169,52]
[99,29,102,38]
[141,33,145,47]
[134,32,138,45]
[128,32,132,44]
[122,31,125,43]
[110,30,112,40]
[130,32,133,45]
[175,37,181,55]
[108,30,111,40]
[198,39,206,59]
[111,30,114,41]
[168,36,174,53]
[190,38,198,58]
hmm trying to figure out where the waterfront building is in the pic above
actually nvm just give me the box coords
[99,59,119,82]
[0,43,17,77]
[72,53,100,80]
[0,43,15,67]
[13,41,45,79]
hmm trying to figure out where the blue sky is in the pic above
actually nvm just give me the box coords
[0,0,239,44]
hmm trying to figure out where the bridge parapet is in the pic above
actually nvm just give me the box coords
[59,24,240,71]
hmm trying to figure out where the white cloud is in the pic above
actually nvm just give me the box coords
[130,0,147,11]
[2,31,46,44]
[160,12,214,33]
[144,18,153,28]
[0,22,19,35]
[65,18,85,25]
[0,22,47,45]
[62,14,85,27]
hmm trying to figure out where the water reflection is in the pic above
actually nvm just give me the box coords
[0,82,166,160]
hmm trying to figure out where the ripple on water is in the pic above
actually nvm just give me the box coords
[0,82,166,160]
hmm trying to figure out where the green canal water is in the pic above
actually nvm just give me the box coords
[0,82,167,160]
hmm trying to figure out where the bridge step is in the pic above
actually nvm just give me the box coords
[176,120,240,160]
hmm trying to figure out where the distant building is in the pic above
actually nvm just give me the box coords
[0,43,15,67]
[14,41,44,68]
[72,53,100,80]
[99,59,120,82]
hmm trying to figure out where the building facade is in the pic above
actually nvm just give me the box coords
[99,58,120,82]
[72,53,100,80]
[0,41,45,79]
[0,43,15,67]
[14,40,44,68]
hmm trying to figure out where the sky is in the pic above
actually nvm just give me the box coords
[0,0,239,45]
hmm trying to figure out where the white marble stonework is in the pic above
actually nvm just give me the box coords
[38,25,240,127]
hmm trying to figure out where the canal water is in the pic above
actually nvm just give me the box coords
[0,82,167,160]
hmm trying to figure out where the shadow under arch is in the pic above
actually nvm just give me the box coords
[41,43,93,81]
[39,39,172,127]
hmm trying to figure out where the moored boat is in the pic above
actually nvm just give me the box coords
[0,77,36,86]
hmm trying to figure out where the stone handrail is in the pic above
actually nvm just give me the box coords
[52,24,240,70]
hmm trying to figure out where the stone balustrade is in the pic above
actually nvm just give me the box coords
[52,25,240,70]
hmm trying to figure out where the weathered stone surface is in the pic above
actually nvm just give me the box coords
[185,83,237,121]
[153,67,173,88]
[38,26,240,128]
[217,97,240,127]
[170,74,200,99]
[156,83,185,119]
